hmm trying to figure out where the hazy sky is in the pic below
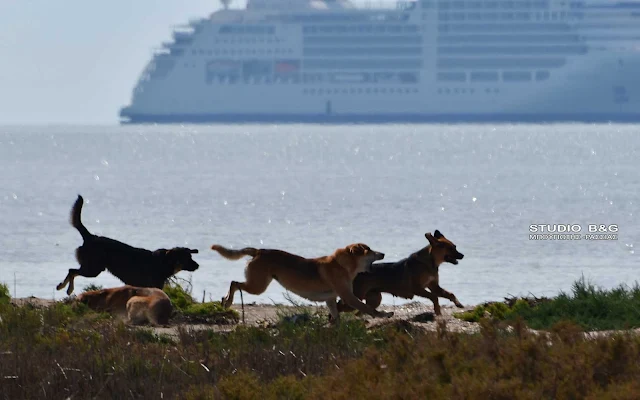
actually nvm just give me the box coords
[0,1,235,124]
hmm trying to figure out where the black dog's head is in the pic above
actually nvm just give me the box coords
[157,247,200,274]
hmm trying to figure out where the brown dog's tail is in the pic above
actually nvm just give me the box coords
[71,195,92,240]
[211,245,258,260]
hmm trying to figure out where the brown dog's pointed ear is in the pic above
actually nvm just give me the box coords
[190,249,199,254]
[434,230,443,239]
[425,233,437,246]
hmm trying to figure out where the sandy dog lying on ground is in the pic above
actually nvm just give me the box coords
[57,195,199,295]
[211,243,394,323]
[77,286,172,326]
[337,230,465,317]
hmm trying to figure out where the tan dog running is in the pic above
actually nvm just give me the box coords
[211,243,394,323]
[77,285,172,326]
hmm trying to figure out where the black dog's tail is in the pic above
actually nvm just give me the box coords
[211,245,258,260]
[71,195,92,240]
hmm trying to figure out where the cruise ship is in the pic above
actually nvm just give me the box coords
[120,0,640,123]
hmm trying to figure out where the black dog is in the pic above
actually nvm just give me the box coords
[56,195,199,295]
[336,230,465,317]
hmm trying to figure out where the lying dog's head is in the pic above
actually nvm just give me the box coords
[162,247,200,274]
[336,243,385,276]
[425,230,464,266]
[77,286,138,313]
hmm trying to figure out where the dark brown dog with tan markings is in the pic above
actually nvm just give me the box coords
[337,230,464,317]
[211,243,394,323]
[56,195,199,295]
[77,286,172,326]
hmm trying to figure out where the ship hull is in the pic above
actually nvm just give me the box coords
[120,111,640,124]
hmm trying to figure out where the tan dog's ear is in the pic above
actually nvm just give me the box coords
[425,233,437,246]
[434,230,444,239]
[349,243,370,255]
[335,247,353,268]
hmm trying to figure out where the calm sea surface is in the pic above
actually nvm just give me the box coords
[0,124,638,305]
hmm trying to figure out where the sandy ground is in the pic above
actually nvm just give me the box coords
[154,301,481,338]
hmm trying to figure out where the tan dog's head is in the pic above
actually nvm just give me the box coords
[336,243,385,275]
[77,286,138,313]
[77,289,110,311]
[425,230,464,266]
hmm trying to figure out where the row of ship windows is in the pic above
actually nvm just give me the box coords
[202,38,285,45]
[437,45,587,55]
[190,49,294,56]
[438,23,574,33]
[424,0,552,9]
[437,87,501,94]
[438,34,581,44]
[300,87,502,95]
[430,0,594,9]
[438,70,550,81]
[204,77,415,85]
[302,88,420,95]
[437,11,582,20]
[302,25,420,34]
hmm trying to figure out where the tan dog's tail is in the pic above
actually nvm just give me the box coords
[211,245,258,260]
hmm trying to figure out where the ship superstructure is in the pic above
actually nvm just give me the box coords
[120,0,640,122]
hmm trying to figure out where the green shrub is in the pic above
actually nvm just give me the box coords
[0,282,9,304]
[163,280,196,311]
[82,283,103,292]
[455,277,640,331]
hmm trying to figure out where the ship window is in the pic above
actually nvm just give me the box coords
[503,71,531,81]
[535,70,550,80]
[438,57,564,68]
[421,0,434,8]
[470,71,499,81]
[437,72,467,81]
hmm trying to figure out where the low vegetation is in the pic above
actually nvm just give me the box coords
[455,277,640,331]
[2,278,640,399]
[164,278,239,324]
[0,282,10,305]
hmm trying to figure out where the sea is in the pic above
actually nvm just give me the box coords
[0,124,638,306]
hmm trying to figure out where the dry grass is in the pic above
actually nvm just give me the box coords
[3,299,640,399]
